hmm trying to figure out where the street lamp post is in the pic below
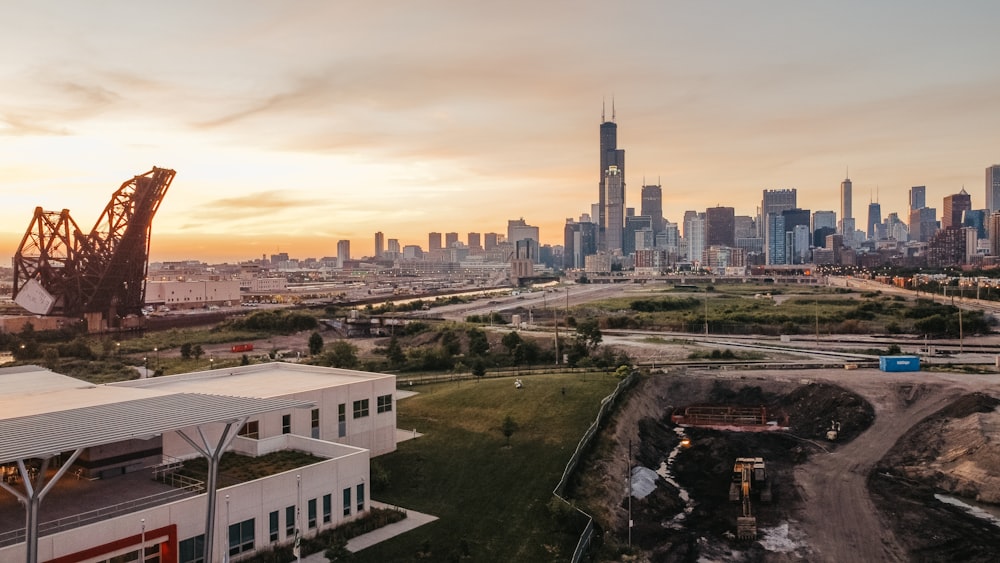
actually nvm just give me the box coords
[153,347,159,372]
[143,357,147,378]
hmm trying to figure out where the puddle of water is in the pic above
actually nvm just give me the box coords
[935,494,1000,528]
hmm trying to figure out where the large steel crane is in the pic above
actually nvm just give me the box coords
[12,167,175,327]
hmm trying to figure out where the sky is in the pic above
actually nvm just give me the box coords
[2,1,999,263]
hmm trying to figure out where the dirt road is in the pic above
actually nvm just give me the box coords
[792,381,963,562]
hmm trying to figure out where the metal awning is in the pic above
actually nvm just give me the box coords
[0,392,313,464]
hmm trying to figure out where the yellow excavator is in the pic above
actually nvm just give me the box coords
[728,457,772,540]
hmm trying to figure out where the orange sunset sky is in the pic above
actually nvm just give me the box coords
[2,1,1000,263]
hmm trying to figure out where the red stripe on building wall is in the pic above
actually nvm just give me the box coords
[45,524,177,563]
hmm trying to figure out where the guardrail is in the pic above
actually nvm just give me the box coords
[0,481,203,548]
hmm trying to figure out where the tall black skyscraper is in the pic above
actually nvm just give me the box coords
[641,183,664,233]
[599,101,625,250]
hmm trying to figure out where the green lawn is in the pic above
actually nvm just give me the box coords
[353,373,619,563]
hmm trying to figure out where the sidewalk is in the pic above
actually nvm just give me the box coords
[300,501,438,561]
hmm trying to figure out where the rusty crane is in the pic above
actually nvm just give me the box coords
[12,167,175,329]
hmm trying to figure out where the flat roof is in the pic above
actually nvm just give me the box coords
[111,362,394,398]
[0,366,313,464]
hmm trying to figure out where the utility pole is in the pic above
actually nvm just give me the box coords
[704,288,709,335]
[627,439,632,548]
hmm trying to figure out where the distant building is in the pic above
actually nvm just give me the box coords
[867,202,882,240]
[640,183,665,233]
[445,232,459,248]
[909,207,939,243]
[840,176,853,227]
[598,106,626,251]
[812,210,837,232]
[337,240,350,268]
[467,232,481,250]
[484,232,500,250]
[623,215,652,255]
[942,188,972,229]
[428,232,442,251]
[909,185,926,211]
[987,166,1000,213]
[705,206,735,247]
[374,232,384,258]
[603,166,625,252]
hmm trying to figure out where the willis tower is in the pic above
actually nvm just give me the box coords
[599,101,625,251]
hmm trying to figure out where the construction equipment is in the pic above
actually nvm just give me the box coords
[12,167,175,329]
[728,457,772,540]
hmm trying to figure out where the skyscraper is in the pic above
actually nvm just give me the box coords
[840,175,853,233]
[374,232,384,258]
[640,183,664,233]
[598,102,625,250]
[812,210,837,232]
[445,232,459,248]
[428,232,442,251]
[467,232,481,250]
[336,240,350,268]
[942,188,972,229]
[987,166,1000,213]
[705,206,735,247]
[909,186,926,211]
[866,202,882,240]
[603,166,625,252]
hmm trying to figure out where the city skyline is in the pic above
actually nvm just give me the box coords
[2,2,1000,262]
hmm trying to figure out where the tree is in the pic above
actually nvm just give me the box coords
[326,341,359,369]
[192,344,205,359]
[501,415,518,446]
[308,331,324,356]
[471,360,487,378]
[575,319,602,351]
[501,331,522,354]
[466,327,489,357]
[180,343,193,359]
[386,336,406,368]
[440,329,461,356]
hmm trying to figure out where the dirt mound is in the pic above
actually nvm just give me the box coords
[871,392,1000,562]
[778,382,875,442]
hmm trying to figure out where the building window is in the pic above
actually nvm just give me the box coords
[308,498,317,528]
[377,394,393,413]
[179,535,204,563]
[353,399,369,419]
[282,414,291,434]
[228,518,255,556]
[285,505,295,537]
[237,420,259,439]
[357,483,365,513]
[343,487,351,516]
[338,403,347,437]
[269,510,279,542]
[323,493,332,524]
[311,408,320,439]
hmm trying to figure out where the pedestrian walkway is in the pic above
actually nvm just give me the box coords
[300,501,438,561]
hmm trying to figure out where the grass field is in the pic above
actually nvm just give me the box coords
[351,373,620,563]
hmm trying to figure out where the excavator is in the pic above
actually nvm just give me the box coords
[728,457,772,540]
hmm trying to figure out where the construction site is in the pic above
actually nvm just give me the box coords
[573,366,1000,562]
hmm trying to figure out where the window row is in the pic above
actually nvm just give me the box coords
[237,396,392,441]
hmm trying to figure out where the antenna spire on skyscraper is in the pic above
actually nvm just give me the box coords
[602,98,605,122]
[612,96,616,122]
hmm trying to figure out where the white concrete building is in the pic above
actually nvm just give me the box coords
[0,363,397,562]
[145,280,242,310]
